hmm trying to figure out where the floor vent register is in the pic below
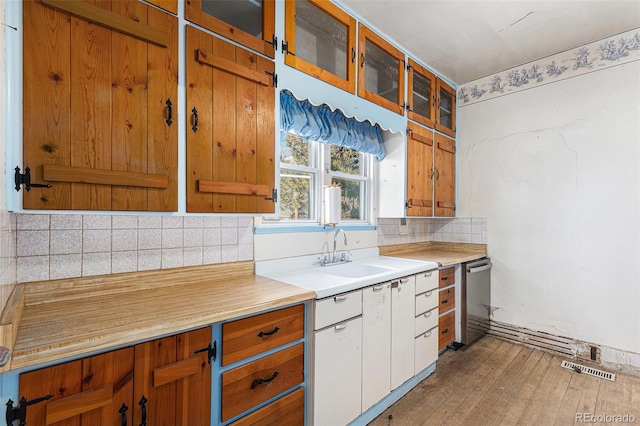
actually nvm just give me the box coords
[560,360,616,381]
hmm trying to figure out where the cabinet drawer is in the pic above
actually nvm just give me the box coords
[414,307,438,337]
[221,343,304,422]
[439,267,455,288]
[222,305,304,366]
[415,269,439,294]
[438,311,455,350]
[229,387,304,426]
[415,288,438,315]
[415,326,438,374]
[439,287,455,313]
[315,289,363,330]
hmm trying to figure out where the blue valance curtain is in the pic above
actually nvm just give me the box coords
[280,90,386,161]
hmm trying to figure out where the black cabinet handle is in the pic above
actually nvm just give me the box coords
[351,47,356,63]
[191,107,198,133]
[442,328,449,334]
[251,371,279,389]
[119,403,128,426]
[360,53,365,68]
[138,396,147,426]
[441,299,448,304]
[165,99,172,126]
[257,326,280,338]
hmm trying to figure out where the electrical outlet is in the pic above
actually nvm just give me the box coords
[399,218,409,235]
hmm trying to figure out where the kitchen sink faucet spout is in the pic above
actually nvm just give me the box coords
[333,229,348,263]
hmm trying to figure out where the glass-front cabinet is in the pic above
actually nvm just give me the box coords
[436,79,456,137]
[185,0,276,58]
[357,24,405,115]
[407,58,436,129]
[284,0,356,93]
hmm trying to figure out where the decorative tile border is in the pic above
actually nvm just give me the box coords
[459,28,640,106]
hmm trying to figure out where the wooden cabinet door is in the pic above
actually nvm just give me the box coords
[434,133,456,217]
[186,25,276,213]
[436,79,456,137]
[19,347,134,426]
[133,327,212,426]
[390,276,415,390]
[362,283,391,412]
[23,0,178,211]
[406,122,434,217]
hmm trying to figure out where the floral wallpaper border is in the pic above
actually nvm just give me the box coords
[458,28,640,106]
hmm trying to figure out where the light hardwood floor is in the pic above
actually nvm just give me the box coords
[369,336,640,425]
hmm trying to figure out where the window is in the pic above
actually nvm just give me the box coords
[277,132,373,224]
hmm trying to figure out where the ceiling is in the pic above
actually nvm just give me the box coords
[340,0,640,84]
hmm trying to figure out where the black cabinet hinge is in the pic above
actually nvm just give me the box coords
[264,71,278,88]
[194,341,217,364]
[14,166,52,192]
[266,34,278,48]
[281,40,295,56]
[6,394,52,426]
[264,188,278,203]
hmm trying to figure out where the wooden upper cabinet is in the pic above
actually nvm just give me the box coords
[284,0,356,93]
[145,0,177,15]
[19,347,134,426]
[185,0,276,58]
[436,79,456,137]
[407,59,436,129]
[22,0,178,211]
[186,25,276,214]
[357,24,405,115]
[406,122,433,217]
[434,133,456,217]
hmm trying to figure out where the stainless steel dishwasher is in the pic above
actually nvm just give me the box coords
[460,258,492,346]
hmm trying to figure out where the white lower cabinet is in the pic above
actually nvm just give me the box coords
[313,290,363,426]
[391,276,416,389]
[362,283,392,411]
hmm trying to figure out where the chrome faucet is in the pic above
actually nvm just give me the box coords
[332,228,348,263]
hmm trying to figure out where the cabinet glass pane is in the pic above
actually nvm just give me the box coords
[439,88,452,128]
[364,41,399,104]
[413,72,432,119]
[296,1,348,80]
[201,0,263,38]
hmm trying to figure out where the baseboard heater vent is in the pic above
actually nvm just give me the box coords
[560,360,615,381]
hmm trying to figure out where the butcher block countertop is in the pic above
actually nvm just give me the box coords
[4,262,315,371]
[379,242,487,266]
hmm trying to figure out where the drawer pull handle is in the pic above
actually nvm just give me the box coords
[441,328,449,334]
[257,326,280,338]
[442,299,449,304]
[441,276,449,281]
[424,272,432,277]
[251,371,279,389]
[335,324,348,331]
[425,291,433,297]
[334,295,348,302]
[373,285,384,292]
[423,331,432,338]
[400,278,409,284]
[423,312,432,318]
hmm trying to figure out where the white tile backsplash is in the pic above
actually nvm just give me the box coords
[378,217,487,246]
[15,213,254,282]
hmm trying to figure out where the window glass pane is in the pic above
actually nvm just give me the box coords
[281,133,310,166]
[439,88,452,128]
[295,1,348,79]
[202,0,263,37]
[364,41,399,104]
[330,146,361,175]
[413,72,432,119]
[280,169,314,220]
[332,178,363,220]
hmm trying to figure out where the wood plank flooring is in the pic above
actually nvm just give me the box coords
[369,336,640,426]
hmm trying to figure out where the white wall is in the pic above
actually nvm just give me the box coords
[457,61,640,354]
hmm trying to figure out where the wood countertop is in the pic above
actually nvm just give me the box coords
[4,262,315,371]
[380,242,487,266]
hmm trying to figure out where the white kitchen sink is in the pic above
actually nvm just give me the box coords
[324,263,393,278]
